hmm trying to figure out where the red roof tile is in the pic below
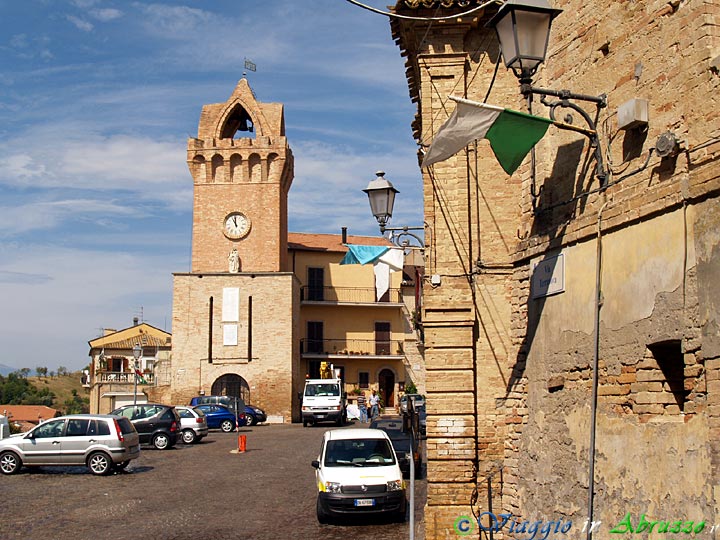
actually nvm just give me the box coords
[288,232,391,253]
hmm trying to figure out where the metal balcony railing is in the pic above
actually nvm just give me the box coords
[300,286,401,304]
[300,338,404,356]
[95,371,155,385]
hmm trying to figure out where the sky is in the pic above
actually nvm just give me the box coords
[0,0,423,372]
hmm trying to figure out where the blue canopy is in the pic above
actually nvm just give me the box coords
[340,244,390,265]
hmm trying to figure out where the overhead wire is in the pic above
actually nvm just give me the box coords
[344,0,501,22]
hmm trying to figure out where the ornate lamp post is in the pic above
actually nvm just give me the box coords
[486,0,608,184]
[132,344,142,408]
[363,171,424,248]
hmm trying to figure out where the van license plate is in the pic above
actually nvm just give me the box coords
[354,499,375,507]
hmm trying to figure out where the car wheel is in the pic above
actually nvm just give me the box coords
[247,415,257,426]
[153,433,170,450]
[220,419,234,433]
[181,429,196,444]
[316,497,330,524]
[0,451,21,475]
[87,452,112,476]
[302,419,308,427]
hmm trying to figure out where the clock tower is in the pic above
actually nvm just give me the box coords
[170,78,300,420]
[187,77,294,273]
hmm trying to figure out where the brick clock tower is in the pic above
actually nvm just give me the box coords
[170,78,300,421]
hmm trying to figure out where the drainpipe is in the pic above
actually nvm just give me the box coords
[588,200,609,540]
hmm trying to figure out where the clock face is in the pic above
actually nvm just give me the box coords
[224,212,251,239]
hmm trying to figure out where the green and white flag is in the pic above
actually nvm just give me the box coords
[422,98,553,175]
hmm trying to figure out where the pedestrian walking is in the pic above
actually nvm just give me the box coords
[369,389,380,420]
[357,392,368,423]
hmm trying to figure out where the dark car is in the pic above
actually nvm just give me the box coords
[370,418,422,478]
[110,404,180,450]
[189,395,266,426]
[195,404,247,432]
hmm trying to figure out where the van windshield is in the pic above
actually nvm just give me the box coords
[324,438,396,467]
[305,384,339,397]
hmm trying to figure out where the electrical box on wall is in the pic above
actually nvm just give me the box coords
[617,98,649,130]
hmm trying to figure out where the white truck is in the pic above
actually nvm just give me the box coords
[301,378,346,427]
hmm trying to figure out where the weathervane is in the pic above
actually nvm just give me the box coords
[243,57,257,78]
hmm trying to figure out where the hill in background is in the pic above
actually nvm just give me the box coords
[0,364,16,376]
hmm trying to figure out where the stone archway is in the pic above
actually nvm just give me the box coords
[378,368,396,408]
[211,373,250,403]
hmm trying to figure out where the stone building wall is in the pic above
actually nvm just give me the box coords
[170,272,299,421]
[391,0,719,537]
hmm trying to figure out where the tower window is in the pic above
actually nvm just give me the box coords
[220,105,254,139]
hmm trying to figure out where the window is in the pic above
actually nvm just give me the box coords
[307,321,324,353]
[66,419,89,436]
[375,322,391,355]
[359,372,369,389]
[33,419,66,438]
[648,340,687,412]
[308,268,324,301]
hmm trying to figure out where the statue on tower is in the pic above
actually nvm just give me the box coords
[228,248,240,273]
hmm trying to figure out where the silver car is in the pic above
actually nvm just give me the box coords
[175,405,209,444]
[0,414,140,476]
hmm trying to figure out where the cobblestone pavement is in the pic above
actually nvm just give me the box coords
[0,419,425,540]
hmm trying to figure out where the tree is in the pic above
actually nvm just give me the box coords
[36,366,48,378]
[19,368,30,379]
[57,366,68,377]
[63,389,89,414]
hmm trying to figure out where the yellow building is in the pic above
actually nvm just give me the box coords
[290,232,422,409]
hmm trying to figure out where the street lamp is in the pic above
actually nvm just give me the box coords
[132,344,142,408]
[486,0,608,184]
[363,171,424,248]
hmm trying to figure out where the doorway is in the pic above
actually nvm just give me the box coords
[378,368,395,408]
[211,373,250,403]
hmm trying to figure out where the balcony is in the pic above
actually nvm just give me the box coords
[94,371,155,385]
[300,286,401,305]
[301,339,404,359]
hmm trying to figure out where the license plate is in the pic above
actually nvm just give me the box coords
[354,499,375,507]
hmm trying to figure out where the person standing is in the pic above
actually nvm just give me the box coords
[369,389,380,420]
[357,392,368,423]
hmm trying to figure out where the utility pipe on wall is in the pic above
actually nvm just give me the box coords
[587,200,609,540]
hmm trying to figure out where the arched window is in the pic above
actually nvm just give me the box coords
[220,105,255,139]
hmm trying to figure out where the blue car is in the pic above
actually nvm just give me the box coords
[194,404,247,432]
[189,395,267,426]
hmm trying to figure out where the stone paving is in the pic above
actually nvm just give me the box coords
[0,419,426,540]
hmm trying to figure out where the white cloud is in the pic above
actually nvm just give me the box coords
[90,8,123,21]
[67,15,94,32]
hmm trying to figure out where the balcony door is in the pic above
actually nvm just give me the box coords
[307,321,324,353]
[374,322,391,355]
[308,267,324,301]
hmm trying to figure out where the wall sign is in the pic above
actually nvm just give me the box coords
[531,253,565,299]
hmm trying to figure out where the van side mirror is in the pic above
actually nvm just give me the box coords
[311,460,320,469]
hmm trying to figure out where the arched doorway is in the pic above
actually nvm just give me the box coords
[211,374,250,403]
[378,368,396,408]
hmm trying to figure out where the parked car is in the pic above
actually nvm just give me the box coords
[110,404,180,450]
[0,414,140,476]
[194,404,247,432]
[370,418,422,478]
[311,428,407,523]
[399,393,426,414]
[189,395,266,426]
[244,404,267,426]
[175,405,209,444]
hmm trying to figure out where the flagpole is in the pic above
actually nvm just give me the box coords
[449,95,596,137]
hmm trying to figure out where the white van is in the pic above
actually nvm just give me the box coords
[311,428,407,523]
